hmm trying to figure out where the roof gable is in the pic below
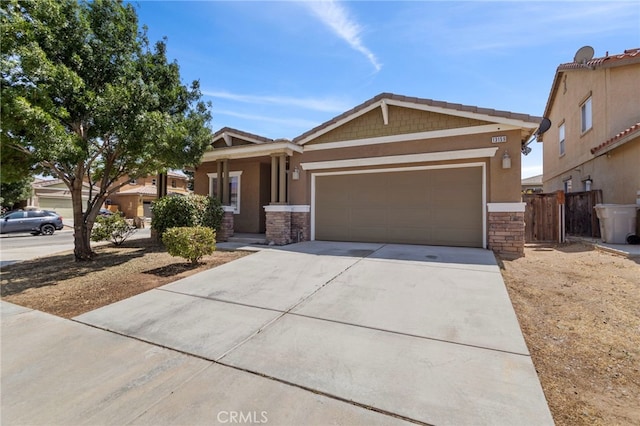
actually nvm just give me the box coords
[294,93,542,146]
[541,48,640,121]
[304,104,492,146]
[211,127,273,148]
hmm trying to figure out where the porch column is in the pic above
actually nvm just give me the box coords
[271,155,278,204]
[221,159,230,206]
[278,154,287,204]
[216,160,223,203]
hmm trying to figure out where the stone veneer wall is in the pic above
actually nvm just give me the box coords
[216,210,234,242]
[488,211,525,258]
[266,210,291,245]
[291,211,310,243]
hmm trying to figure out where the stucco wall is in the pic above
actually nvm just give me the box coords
[542,63,640,187]
[544,139,640,204]
[194,158,268,233]
[289,128,523,205]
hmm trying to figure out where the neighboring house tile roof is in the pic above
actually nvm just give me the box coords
[116,185,159,196]
[521,174,543,186]
[292,92,542,144]
[558,48,640,71]
[590,122,640,155]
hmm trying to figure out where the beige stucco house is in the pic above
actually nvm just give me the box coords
[108,171,190,218]
[28,178,96,220]
[194,93,542,257]
[537,48,640,204]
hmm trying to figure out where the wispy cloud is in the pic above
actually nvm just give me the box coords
[305,0,381,72]
[399,2,639,54]
[214,109,320,129]
[203,90,350,113]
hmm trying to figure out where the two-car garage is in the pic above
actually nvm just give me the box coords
[313,165,484,248]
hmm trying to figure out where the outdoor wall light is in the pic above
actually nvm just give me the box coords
[292,167,300,180]
[584,178,593,191]
[502,150,511,169]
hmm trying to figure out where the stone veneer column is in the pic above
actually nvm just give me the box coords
[290,206,311,242]
[265,205,310,245]
[265,209,291,245]
[216,206,235,242]
[487,203,526,258]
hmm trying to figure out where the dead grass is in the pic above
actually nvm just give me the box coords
[500,243,640,426]
[0,238,249,318]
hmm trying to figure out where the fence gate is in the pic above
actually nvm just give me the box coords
[524,191,565,243]
[565,190,602,238]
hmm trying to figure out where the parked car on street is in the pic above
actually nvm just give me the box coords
[98,208,114,217]
[0,210,64,236]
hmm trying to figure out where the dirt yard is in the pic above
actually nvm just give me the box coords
[1,238,248,318]
[2,239,639,424]
[500,243,640,426]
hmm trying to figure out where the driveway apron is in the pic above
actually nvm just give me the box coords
[6,241,553,425]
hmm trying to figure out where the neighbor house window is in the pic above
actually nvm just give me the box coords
[559,123,566,156]
[171,179,176,188]
[129,178,137,185]
[207,171,242,214]
[581,97,592,133]
[151,178,157,186]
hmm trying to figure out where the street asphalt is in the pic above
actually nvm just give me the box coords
[1,241,554,425]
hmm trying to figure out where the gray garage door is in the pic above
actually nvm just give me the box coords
[315,167,483,247]
[37,198,74,220]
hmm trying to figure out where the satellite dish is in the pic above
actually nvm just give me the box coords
[536,117,552,136]
[574,46,594,64]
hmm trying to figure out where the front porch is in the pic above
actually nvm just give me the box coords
[194,128,307,245]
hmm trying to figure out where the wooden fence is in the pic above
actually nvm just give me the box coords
[524,192,563,243]
[524,189,603,243]
[565,190,602,238]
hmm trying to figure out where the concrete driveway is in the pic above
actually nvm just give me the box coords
[2,242,553,425]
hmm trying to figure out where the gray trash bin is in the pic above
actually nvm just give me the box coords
[593,204,639,244]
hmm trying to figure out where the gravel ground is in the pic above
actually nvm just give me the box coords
[500,243,640,426]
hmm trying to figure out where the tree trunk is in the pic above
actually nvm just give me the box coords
[71,181,95,261]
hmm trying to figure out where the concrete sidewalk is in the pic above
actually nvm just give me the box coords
[2,242,554,425]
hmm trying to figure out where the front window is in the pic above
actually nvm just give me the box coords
[208,171,242,214]
[559,123,565,156]
[171,179,176,188]
[151,178,157,186]
[581,97,592,133]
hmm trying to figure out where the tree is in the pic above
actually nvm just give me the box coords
[0,177,32,211]
[1,0,212,260]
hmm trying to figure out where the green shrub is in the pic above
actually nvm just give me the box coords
[151,194,223,237]
[91,213,137,246]
[162,226,216,264]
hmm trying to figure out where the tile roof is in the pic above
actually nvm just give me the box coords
[211,127,274,145]
[292,92,542,144]
[590,123,640,155]
[521,174,543,185]
[116,185,159,196]
[558,48,640,71]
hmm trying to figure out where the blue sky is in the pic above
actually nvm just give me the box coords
[133,1,640,178]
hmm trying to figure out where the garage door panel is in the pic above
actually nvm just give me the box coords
[315,167,482,247]
[352,208,387,227]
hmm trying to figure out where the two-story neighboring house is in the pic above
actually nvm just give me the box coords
[538,48,640,206]
[108,171,191,218]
